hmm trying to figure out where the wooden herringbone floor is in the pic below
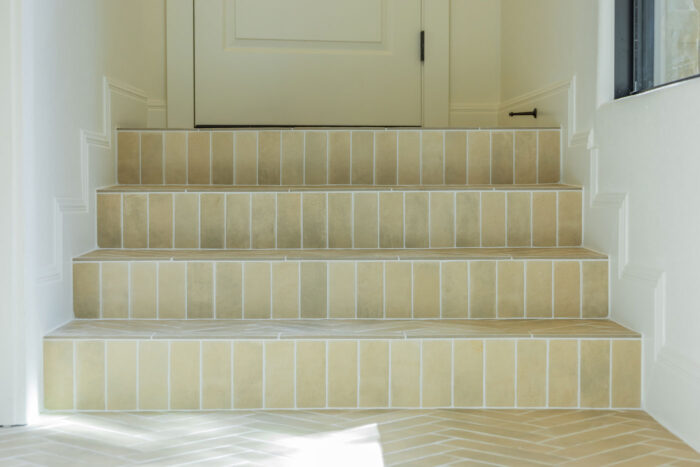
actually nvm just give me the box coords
[0,410,697,466]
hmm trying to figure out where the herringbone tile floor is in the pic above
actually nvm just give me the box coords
[0,410,697,466]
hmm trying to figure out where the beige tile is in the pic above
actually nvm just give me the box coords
[379,192,404,248]
[328,131,351,184]
[413,262,440,318]
[526,261,553,318]
[235,132,258,185]
[498,262,524,318]
[226,193,251,249]
[385,262,411,319]
[558,191,582,246]
[281,131,304,185]
[212,132,234,185]
[244,262,271,319]
[352,131,374,184]
[303,193,327,248]
[430,192,455,247]
[187,262,213,319]
[492,132,514,184]
[44,341,73,410]
[508,192,531,247]
[76,341,105,410]
[106,341,137,410]
[301,262,327,318]
[272,262,299,319]
[251,193,276,249]
[398,131,421,184]
[170,341,200,410]
[583,262,609,318]
[277,193,301,248]
[188,132,211,184]
[138,341,168,410]
[354,193,378,248]
[117,132,139,184]
[328,341,358,407]
[405,192,429,248]
[581,340,610,408]
[485,340,515,407]
[515,131,537,184]
[123,194,147,248]
[202,341,232,409]
[148,194,173,248]
[517,341,546,407]
[158,262,186,319]
[165,133,187,184]
[258,131,281,185]
[174,193,199,248]
[97,194,122,248]
[468,131,491,184]
[470,261,497,318]
[422,131,444,184]
[216,262,242,319]
[612,340,641,408]
[328,193,352,248]
[533,192,556,247]
[481,192,505,247]
[141,133,163,184]
[74,263,99,319]
[296,341,326,408]
[329,262,355,318]
[538,130,560,183]
[375,131,397,185]
[441,262,468,319]
[102,262,128,319]
[445,131,467,184]
[390,341,420,407]
[454,340,483,407]
[131,262,156,319]
[305,131,327,185]
[422,341,452,407]
[548,340,578,407]
[456,192,480,247]
[554,261,581,318]
[233,342,263,409]
[201,194,225,248]
[265,341,295,408]
[357,262,383,318]
[359,341,389,407]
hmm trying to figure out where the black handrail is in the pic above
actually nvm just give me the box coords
[509,108,538,119]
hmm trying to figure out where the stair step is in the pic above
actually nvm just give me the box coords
[43,319,641,411]
[73,248,609,320]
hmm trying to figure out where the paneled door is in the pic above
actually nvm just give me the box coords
[194,0,422,126]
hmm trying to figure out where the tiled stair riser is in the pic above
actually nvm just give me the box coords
[73,259,608,320]
[43,337,640,411]
[117,129,561,186]
[96,189,582,249]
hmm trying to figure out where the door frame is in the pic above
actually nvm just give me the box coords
[165,0,449,128]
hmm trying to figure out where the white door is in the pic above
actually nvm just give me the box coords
[194,0,422,126]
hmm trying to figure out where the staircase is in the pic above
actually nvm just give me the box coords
[43,128,641,411]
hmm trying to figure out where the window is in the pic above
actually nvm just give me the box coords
[615,0,700,98]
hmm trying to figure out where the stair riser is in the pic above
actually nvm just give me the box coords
[44,337,640,411]
[117,129,561,186]
[73,259,608,320]
[97,190,582,249]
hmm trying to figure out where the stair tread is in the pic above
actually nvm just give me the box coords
[75,247,606,262]
[46,319,638,340]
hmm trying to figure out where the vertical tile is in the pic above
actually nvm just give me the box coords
[149,194,173,248]
[202,341,232,409]
[357,262,383,318]
[251,193,276,249]
[281,131,304,185]
[216,262,243,319]
[405,192,429,248]
[359,341,389,407]
[612,340,641,408]
[141,133,163,184]
[374,131,397,185]
[226,193,251,249]
[441,262,468,319]
[583,262,609,318]
[174,193,199,248]
[385,262,412,319]
[507,192,531,247]
[470,262,497,319]
[351,131,374,185]
[329,262,355,318]
[328,193,352,248]
[422,341,452,407]
[258,131,281,185]
[44,341,73,410]
[158,262,186,319]
[379,192,404,248]
[131,262,156,319]
[558,191,582,246]
[498,262,525,318]
[517,341,546,407]
[301,262,327,318]
[102,263,128,319]
[353,193,378,248]
[328,341,358,407]
[398,131,421,185]
[106,341,137,410]
[201,193,225,248]
[526,261,553,318]
[538,130,561,183]
[277,193,301,248]
[454,340,483,407]
[413,262,440,318]
[548,340,578,407]
[554,262,581,318]
[233,342,263,409]
[422,131,444,184]
[170,341,200,410]
[468,131,491,184]
[481,192,506,247]
[97,194,122,248]
[74,263,99,319]
[305,131,327,185]
[272,262,299,319]
[187,262,214,319]
[296,341,326,408]
[515,131,537,184]
[212,132,234,185]
[491,132,514,184]
[328,131,351,185]
[244,262,271,319]
[117,132,140,184]
[138,341,168,410]
[532,192,557,247]
[430,192,455,247]
[445,131,467,184]
[581,340,610,408]
[234,132,258,185]
[165,133,187,184]
[188,132,211,184]
[302,193,327,248]
[485,340,515,407]
[456,192,480,247]
[265,341,295,408]
[76,341,105,410]
[390,341,420,407]
[123,194,147,248]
